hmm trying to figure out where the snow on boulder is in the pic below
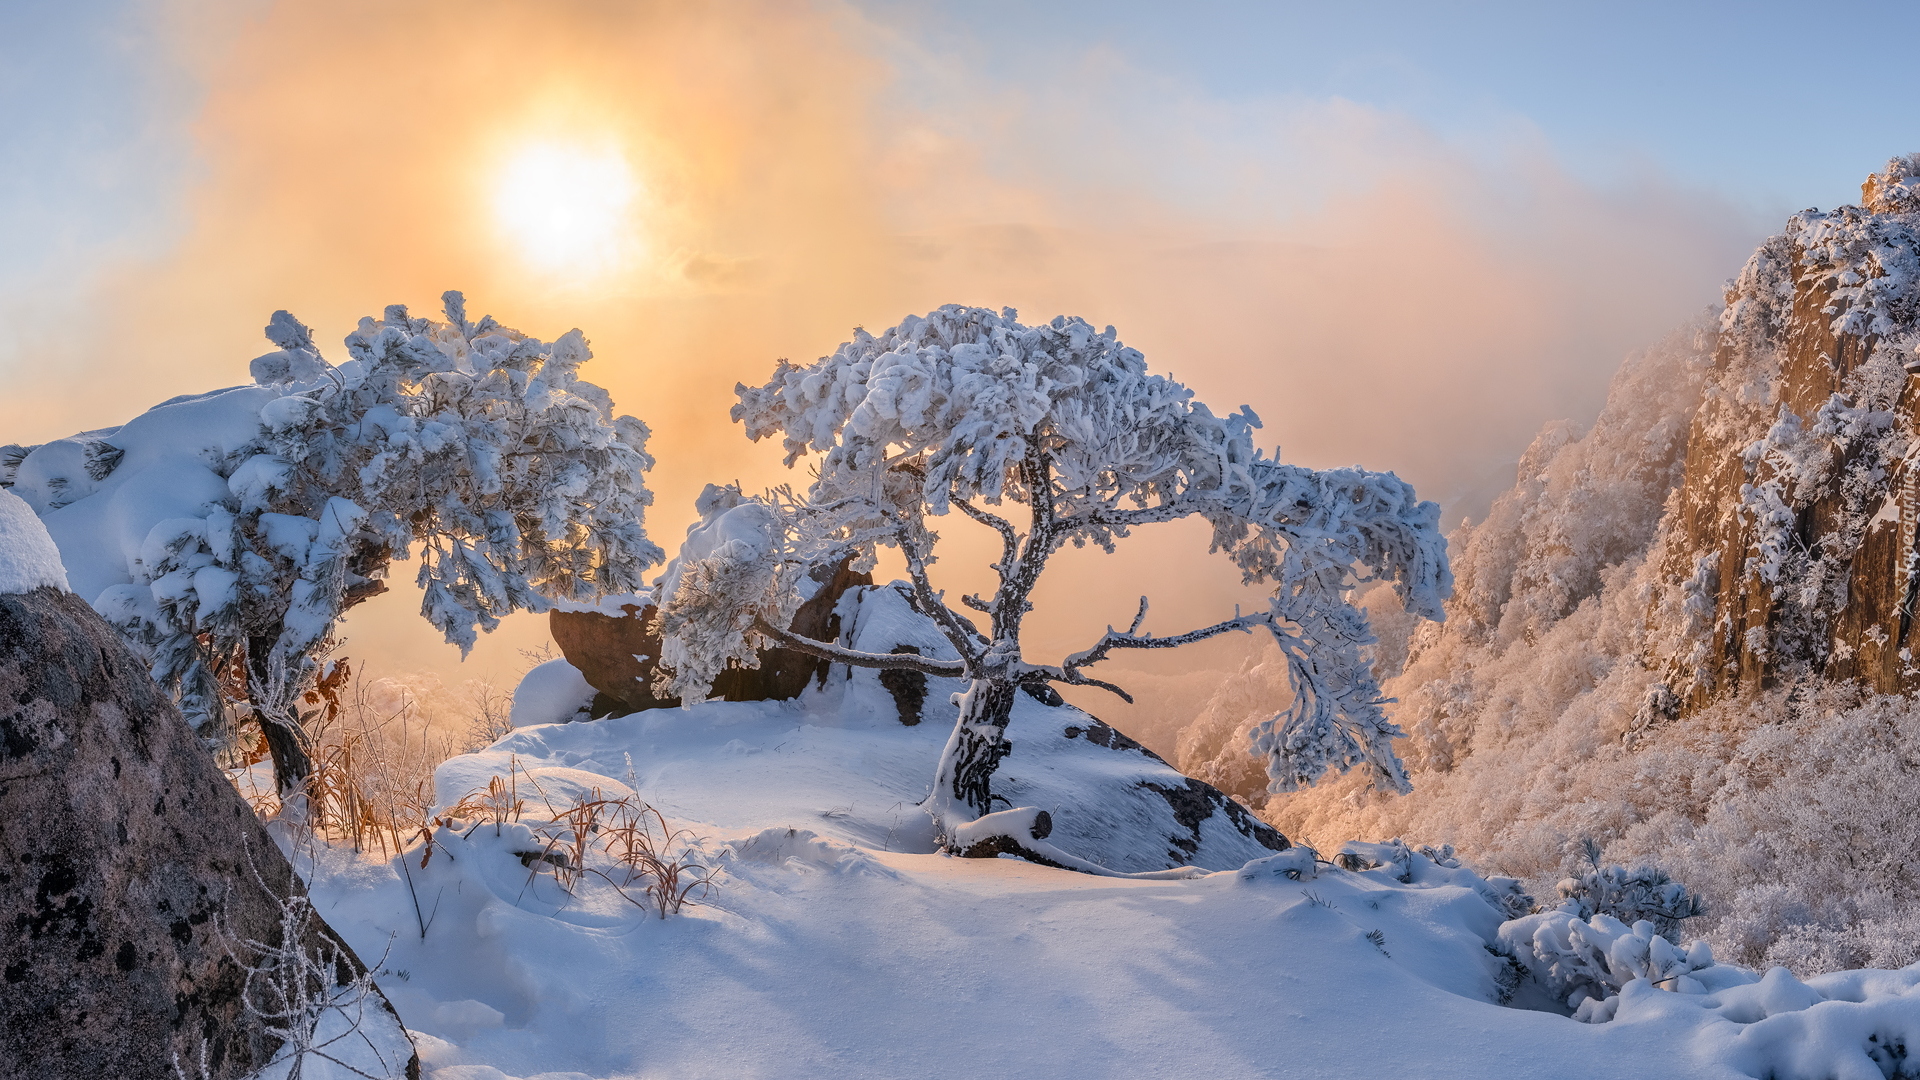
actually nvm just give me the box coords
[838,581,962,726]
[547,487,872,716]
[994,693,1291,872]
[509,657,597,728]
[0,488,68,594]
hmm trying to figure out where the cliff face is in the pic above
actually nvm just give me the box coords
[1649,155,1920,713]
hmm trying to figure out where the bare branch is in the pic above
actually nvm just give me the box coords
[1078,504,1196,531]
[1025,667,1136,704]
[961,593,993,613]
[1126,595,1149,635]
[752,618,968,677]
[1064,609,1275,677]
[954,497,1020,582]
[954,497,1018,546]
[893,521,989,662]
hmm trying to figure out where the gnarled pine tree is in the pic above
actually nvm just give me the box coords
[657,305,1450,842]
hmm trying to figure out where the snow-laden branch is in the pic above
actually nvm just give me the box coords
[953,496,1019,588]
[751,618,967,677]
[1063,604,1275,677]
[891,520,989,664]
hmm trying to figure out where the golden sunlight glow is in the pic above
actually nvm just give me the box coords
[492,142,640,278]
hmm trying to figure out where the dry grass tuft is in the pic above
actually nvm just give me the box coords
[229,659,714,921]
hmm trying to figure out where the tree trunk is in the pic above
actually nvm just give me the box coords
[927,676,1018,831]
[247,632,312,797]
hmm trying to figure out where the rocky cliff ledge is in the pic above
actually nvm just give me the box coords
[1647,155,1920,713]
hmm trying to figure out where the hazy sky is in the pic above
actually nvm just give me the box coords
[5,0,1914,691]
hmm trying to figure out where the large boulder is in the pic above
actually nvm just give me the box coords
[0,581,417,1079]
[550,558,871,715]
[994,692,1292,872]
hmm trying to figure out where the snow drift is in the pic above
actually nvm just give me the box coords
[298,632,1920,1079]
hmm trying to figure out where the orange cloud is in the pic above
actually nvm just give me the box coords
[1,0,1765,697]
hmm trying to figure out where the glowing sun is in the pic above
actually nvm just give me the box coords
[492,142,639,277]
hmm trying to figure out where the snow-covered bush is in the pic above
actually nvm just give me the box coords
[651,484,799,700]
[1555,838,1705,939]
[1500,910,1719,1020]
[1335,837,1534,920]
[661,305,1450,843]
[6,291,659,794]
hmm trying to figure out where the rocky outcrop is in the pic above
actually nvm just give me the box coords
[546,599,680,716]
[1646,155,1920,712]
[0,585,416,1080]
[550,559,871,716]
[995,700,1291,872]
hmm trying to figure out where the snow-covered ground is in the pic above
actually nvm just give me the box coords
[298,669,1920,1080]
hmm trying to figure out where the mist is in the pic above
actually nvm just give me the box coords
[0,0,1769,692]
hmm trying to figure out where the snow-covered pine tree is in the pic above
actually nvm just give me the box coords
[656,305,1450,844]
[101,292,661,795]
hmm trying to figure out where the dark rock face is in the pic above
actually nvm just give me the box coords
[878,646,927,725]
[550,559,872,715]
[1064,717,1161,758]
[1138,777,1289,865]
[0,586,416,1080]
[547,599,681,716]
[1646,159,1920,712]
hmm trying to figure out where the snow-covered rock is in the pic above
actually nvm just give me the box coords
[0,488,67,594]
[508,658,596,728]
[993,699,1290,872]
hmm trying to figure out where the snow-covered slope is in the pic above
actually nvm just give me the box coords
[6,384,272,604]
[300,661,1920,1080]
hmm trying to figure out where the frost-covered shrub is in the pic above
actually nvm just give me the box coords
[8,291,659,793]
[650,484,802,705]
[1335,837,1534,920]
[1556,838,1705,939]
[1500,910,1718,1020]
